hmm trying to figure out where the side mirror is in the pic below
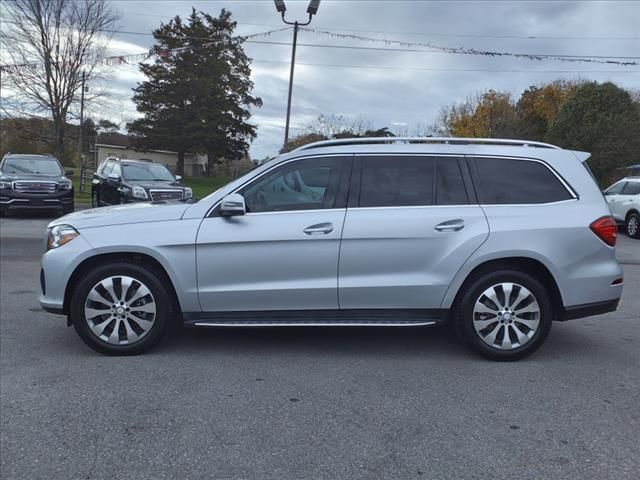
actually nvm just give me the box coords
[65,169,74,177]
[108,172,121,181]
[175,175,182,182]
[219,193,246,217]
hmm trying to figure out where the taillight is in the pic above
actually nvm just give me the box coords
[590,216,617,247]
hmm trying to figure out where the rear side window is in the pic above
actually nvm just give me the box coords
[472,157,573,205]
[621,182,640,195]
[436,158,469,205]
[359,156,435,207]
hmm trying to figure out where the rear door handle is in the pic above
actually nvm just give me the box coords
[304,222,334,235]
[435,219,465,232]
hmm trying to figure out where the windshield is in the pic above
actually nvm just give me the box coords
[1,157,62,175]
[122,163,175,182]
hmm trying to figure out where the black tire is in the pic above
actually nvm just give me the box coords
[453,269,553,361]
[91,190,99,208]
[69,262,175,355]
[626,212,640,239]
[0,207,6,218]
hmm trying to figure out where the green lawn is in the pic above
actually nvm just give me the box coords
[68,167,230,204]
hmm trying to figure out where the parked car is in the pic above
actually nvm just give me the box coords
[91,157,192,207]
[604,177,640,238]
[0,153,74,217]
[40,138,623,360]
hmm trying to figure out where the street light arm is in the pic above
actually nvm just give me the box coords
[280,13,313,26]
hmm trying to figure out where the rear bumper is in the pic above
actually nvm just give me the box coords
[560,298,620,321]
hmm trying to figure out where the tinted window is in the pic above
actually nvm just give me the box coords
[1,157,62,175]
[436,158,469,205]
[122,163,174,181]
[473,157,573,204]
[101,161,114,176]
[241,157,349,213]
[621,182,640,195]
[605,182,625,195]
[359,156,434,207]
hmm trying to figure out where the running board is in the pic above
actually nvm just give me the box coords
[182,309,446,328]
[191,320,438,328]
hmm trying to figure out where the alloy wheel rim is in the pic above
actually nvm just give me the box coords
[472,282,540,350]
[628,216,638,236]
[84,275,156,345]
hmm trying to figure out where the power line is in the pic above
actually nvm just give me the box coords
[245,40,640,65]
[118,10,640,41]
[251,58,640,74]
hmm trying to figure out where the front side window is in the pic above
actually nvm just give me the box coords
[101,161,114,176]
[240,157,350,213]
[621,182,640,195]
[359,156,435,207]
[1,157,62,176]
[472,157,573,204]
[605,182,626,195]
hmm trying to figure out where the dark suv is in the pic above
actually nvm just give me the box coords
[0,153,74,217]
[91,158,192,207]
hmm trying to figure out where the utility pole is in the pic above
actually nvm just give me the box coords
[77,71,86,168]
[274,1,321,149]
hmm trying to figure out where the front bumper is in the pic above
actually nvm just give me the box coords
[39,233,95,316]
[1,189,74,210]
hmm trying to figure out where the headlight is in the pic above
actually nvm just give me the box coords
[184,187,193,199]
[58,181,73,191]
[0,181,12,190]
[47,224,79,250]
[132,185,148,199]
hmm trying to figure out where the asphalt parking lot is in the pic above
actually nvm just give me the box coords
[1,212,639,480]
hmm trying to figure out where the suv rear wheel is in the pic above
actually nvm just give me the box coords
[626,212,639,238]
[69,262,173,355]
[454,269,553,361]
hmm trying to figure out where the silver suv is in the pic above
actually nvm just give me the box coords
[39,138,623,360]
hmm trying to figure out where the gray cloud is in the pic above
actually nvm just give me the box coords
[101,1,639,158]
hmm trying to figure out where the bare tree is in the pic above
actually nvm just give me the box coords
[1,0,117,163]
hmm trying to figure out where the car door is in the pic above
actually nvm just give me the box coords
[618,181,640,218]
[94,160,113,205]
[338,155,489,309]
[196,155,352,312]
[104,162,122,204]
[604,181,626,220]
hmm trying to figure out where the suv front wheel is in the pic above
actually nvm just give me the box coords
[454,270,553,361]
[626,212,639,239]
[69,262,174,355]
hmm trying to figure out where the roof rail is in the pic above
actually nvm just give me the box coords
[294,137,562,152]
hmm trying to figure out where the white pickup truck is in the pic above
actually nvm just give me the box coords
[604,177,640,238]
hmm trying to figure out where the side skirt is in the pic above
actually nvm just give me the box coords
[182,309,447,328]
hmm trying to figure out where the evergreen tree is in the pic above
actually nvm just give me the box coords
[128,9,261,175]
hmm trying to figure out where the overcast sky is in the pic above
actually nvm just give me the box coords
[28,1,640,158]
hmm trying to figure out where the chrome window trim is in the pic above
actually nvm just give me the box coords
[205,151,577,216]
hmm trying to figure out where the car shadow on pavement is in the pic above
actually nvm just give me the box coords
[159,324,476,360]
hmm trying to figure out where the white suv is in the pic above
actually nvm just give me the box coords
[604,177,640,238]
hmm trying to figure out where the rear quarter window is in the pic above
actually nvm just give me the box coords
[621,182,640,195]
[472,157,573,205]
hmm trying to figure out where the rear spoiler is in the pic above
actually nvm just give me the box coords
[571,150,591,163]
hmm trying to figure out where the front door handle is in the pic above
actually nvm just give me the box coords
[435,219,465,232]
[304,222,334,235]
